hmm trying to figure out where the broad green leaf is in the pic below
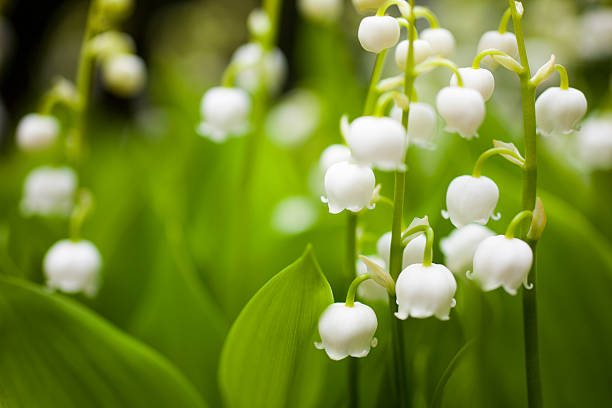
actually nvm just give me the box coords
[0,276,206,407]
[219,245,334,408]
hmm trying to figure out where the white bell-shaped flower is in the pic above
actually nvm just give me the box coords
[444,175,499,228]
[440,224,495,274]
[477,31,519,68]
[535,87,587,136]
[577,116,612,171]
[231,42,287,96]
[343,116,406,171]
[16,114,60,152]
[470,235,533,295]
[322,161,375,214]
[298,0,342,23]
[391,102,437,149]
[394,39,432,71]
[21,166,77,217]
[358,16,400,54]
[351,0,386,13]
[436,86,485,139]
[450,67,495,101]
[356,256,388,303]
[315,302,378,360]
[43,239,102,297]
[197,87,251,142]
[395,263,457,320]
[420,28,455,58]
[102,53,146,97]
[319,144,351,172]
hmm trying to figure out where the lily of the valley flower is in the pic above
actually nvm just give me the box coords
[535,87,587,136]
[470,235,533,295]
[577,116,612,171]
[440,224,495,274]
[444,175,499,228]
[377,216,431,269]
[21,166,77,217]
[420,28,455,58]
[477,31,519,68]
[391,102,437,149]
[197,87,251,142]
[16,114,59,152]
[319,144,352,172]
[315,302,378,360]
[298,0,342,23]
[358,16,400,54]
[395,39,432,71]
[322,161,375,214]
[231,42,287,96]
[450,67,495,101]
[43,239,102,297]
[436,86,485,139]
[102,53,146,97]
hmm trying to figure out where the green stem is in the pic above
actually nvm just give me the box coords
[345,274,372,307]
[413,6,439,28]
[374,91,398,117]
[472,147,524,177]
[505,210,533,239]
[555,64,569,90]
[472,49,514,69]
[498,7,512,34]
[346,213,358,284]
[509,1,543,406]
[364,50,388,116]
[414,58,463,86]
[400,225,433,266]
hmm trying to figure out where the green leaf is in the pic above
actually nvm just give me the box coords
[219,245,334,408]
[0,276,207,407]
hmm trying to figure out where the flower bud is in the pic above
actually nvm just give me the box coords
[444,175,499,228]
[16,114,59,152]
[395,263,457,320]
[298,0,342,23]
[440,224,495,274]
[436,86,485,139]
[351,0,386,13]
[577,116,612,171]
[356,256,388,303]
[21,166,77,217]
[197,87,251,142]
[535,87,587,136]
[343,116,406,171]
[232,42,287,96]
[394,39,432,71]
[391,102,437,149]
[322,161,375,214]
[358,16,400,54]
[471,235,533,295]
[43,239,102,297]
[315,302,378,360]
[319,144,351,172]
[450,67,495,102]
[420,28,455,58]
[102,53,146,97]
[376,231,428,269]
[247,9,271,39]
[476,31,519,69]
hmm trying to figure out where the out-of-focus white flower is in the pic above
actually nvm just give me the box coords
[450,68,495,102]
[247,9,271,39]
[88,31,134,60]
[577,116,612,171]
[477,31,519,69]
[342,116,406,171]
[298,0,342,23]
[351,0,386,13]
[102,53,146,97]
[391,102,437,149]
[265,90,321,149]
[395,39,432,71]
[197,87,251,142]
[322,161,375,214]
[440,224,495,274]
[444,175,499,228]
[315,302,378,360]
[577,9,612,60]
[358,16,400,54]
[43,239,102,297]
[395,263,457,320]
[271,196,318,235]
[16,114,59,152]
[470,235,533,295]
[319,144,351,172]
[436,86,485,139]
[420,28,455,58]
[231,42,287,96]
[535,87,587,136]
[356,256,388,303]
[21,166,77,217]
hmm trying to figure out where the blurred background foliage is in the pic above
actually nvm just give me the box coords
[0,0,611,407]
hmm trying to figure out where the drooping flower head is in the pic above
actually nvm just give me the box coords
[440,224,495,274]
[358,16,400,54]
[16,114,60,152]
[395,39,432,71]
[535,87,587,136]
[450,67,495,102]
[231,42,287,96]
[102,53,146,97]
[444,175,499,228]
[420,28,455,58]
[21,166,77,217]
[477,31,519,69]
[436,86,485,139]
[43,239,102,297]
[322,161,375,214]
[197,87,251,142]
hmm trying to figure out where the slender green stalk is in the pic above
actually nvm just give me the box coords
[345,274,372,307]
[472,147,524,177]
[364,51,388,117]
[508,1,543,407]
[505,210,533,239]
[498,7,512,33]
[346,212,358,285]
[400,225,433,266]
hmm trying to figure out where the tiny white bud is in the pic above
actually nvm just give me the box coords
[16,114,59,152]
[471,235,533,295]
[450,67,495,102]
[44,239,102,297]
[391,102,437,149]
[440,224,495,274]
[394,39,432,71]
[88,31,135,60]
[477,31,519,69]
[322,161,375,214]
[535,87,587,136]
[358,16,400,54]
[420,28,455,58]
[444,175,499,228]
[315,302,378,360]
[21,166,77,217]
[351,0,386,13]
[298,0,342,23]
[343,116,407,171]
[197,87,251,142]
[436,86,485,139]
[356,256,388,303]
[319,144,352,172]
[247,9,271,39]
[514,1,524,17]
[577,116,612,171]
[232,43,287,96]
[102,53,146,97]
[395,263,457,320]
